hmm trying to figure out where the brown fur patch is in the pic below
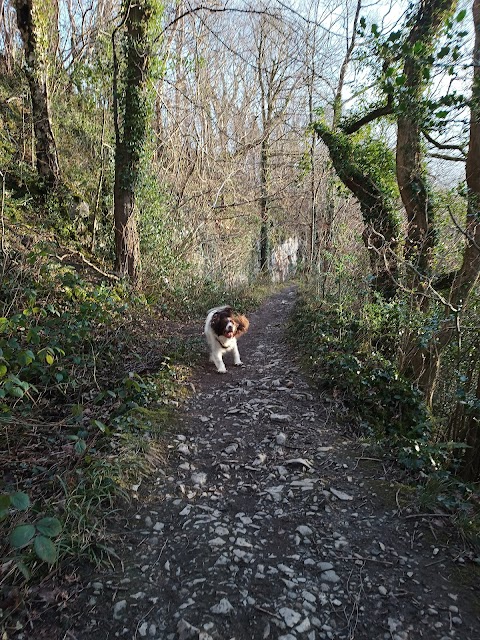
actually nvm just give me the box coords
[233,314,249,337]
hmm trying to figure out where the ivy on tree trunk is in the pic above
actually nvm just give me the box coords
[396,0,457,299]
[15,0,60,187]
[313,122,400,300]
[113,0,160,282]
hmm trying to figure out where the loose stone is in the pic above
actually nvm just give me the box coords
[296,525,313,536]
[210,598,234,614]
[320,570,340,583]
[112,600,127,620]
[279,607,302,627]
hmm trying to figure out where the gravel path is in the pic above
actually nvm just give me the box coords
[54,288,479,639]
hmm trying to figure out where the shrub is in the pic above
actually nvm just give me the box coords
[288,291,446,471]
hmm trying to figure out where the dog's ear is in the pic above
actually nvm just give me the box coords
[210,312,220,327]
[234,314,249,336]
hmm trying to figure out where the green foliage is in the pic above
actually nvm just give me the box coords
[289,285,480,485]
[414,474,480,544]
[358,5,469,133]
[1,491,63,570]
[0,253,128,413]
[0,237,192,581]
[350,131,400,209]
[289,290,445,471]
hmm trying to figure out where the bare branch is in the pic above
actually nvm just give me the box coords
[428,152,466,162]
[422,130,467,155]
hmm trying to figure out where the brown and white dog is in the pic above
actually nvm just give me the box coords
[204,305,249,373]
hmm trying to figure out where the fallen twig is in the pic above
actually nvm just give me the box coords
[404,513,452,520]
[254,604,282,620]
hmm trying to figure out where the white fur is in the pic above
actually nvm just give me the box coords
[204,305,243,374]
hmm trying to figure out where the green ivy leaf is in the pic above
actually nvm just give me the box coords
[92,419,107,432]
[10,492,30,511]
[456,8,466,21]
[36,517,62,538]
[0,494,11,510]
[45,353,54,365]
[74,439,87,455]
[34,535,57,564]
[15,559,31,580]
[8,385,25,399]
[10,524,36,548]
[0,364,7,378]
[19,350,35,366]
[0,318,9,333]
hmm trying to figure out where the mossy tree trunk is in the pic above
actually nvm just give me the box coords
[396,0,457,299]
[396,0,458,403]
[451,0,480,311]
[445,0,480,480]
[113,0,160,282]
[14,0,60,187]
[314,123,400,300]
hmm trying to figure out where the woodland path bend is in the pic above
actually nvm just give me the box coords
[58,287,479,640]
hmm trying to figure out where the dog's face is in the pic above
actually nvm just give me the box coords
[210,308,249,339]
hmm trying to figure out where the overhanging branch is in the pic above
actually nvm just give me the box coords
[341,96,394,135]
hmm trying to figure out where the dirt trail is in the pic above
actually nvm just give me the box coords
[46,288,479,639]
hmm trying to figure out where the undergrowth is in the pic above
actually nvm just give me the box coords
[0,243,186,602]
[288,288,479,544]
[0,220,273,626]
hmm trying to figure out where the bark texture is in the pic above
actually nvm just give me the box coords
[113,0,157,281]
[314,124,399,300]
[15,0,60,186]
[396,0,457,293]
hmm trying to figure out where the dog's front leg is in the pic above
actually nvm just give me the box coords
[232,343,243,366]
[212,351,227,373]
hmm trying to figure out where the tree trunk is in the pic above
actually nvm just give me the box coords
[314,124,399,300]
[397,0,480,405]
[396,0,457,398]
[397,0,457,298]
[113,0,158,281]
[458,365,480,482]
[450,0,480,309]
[114,145,141,280]
[15,0,60,186]
[259,136,269,272]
